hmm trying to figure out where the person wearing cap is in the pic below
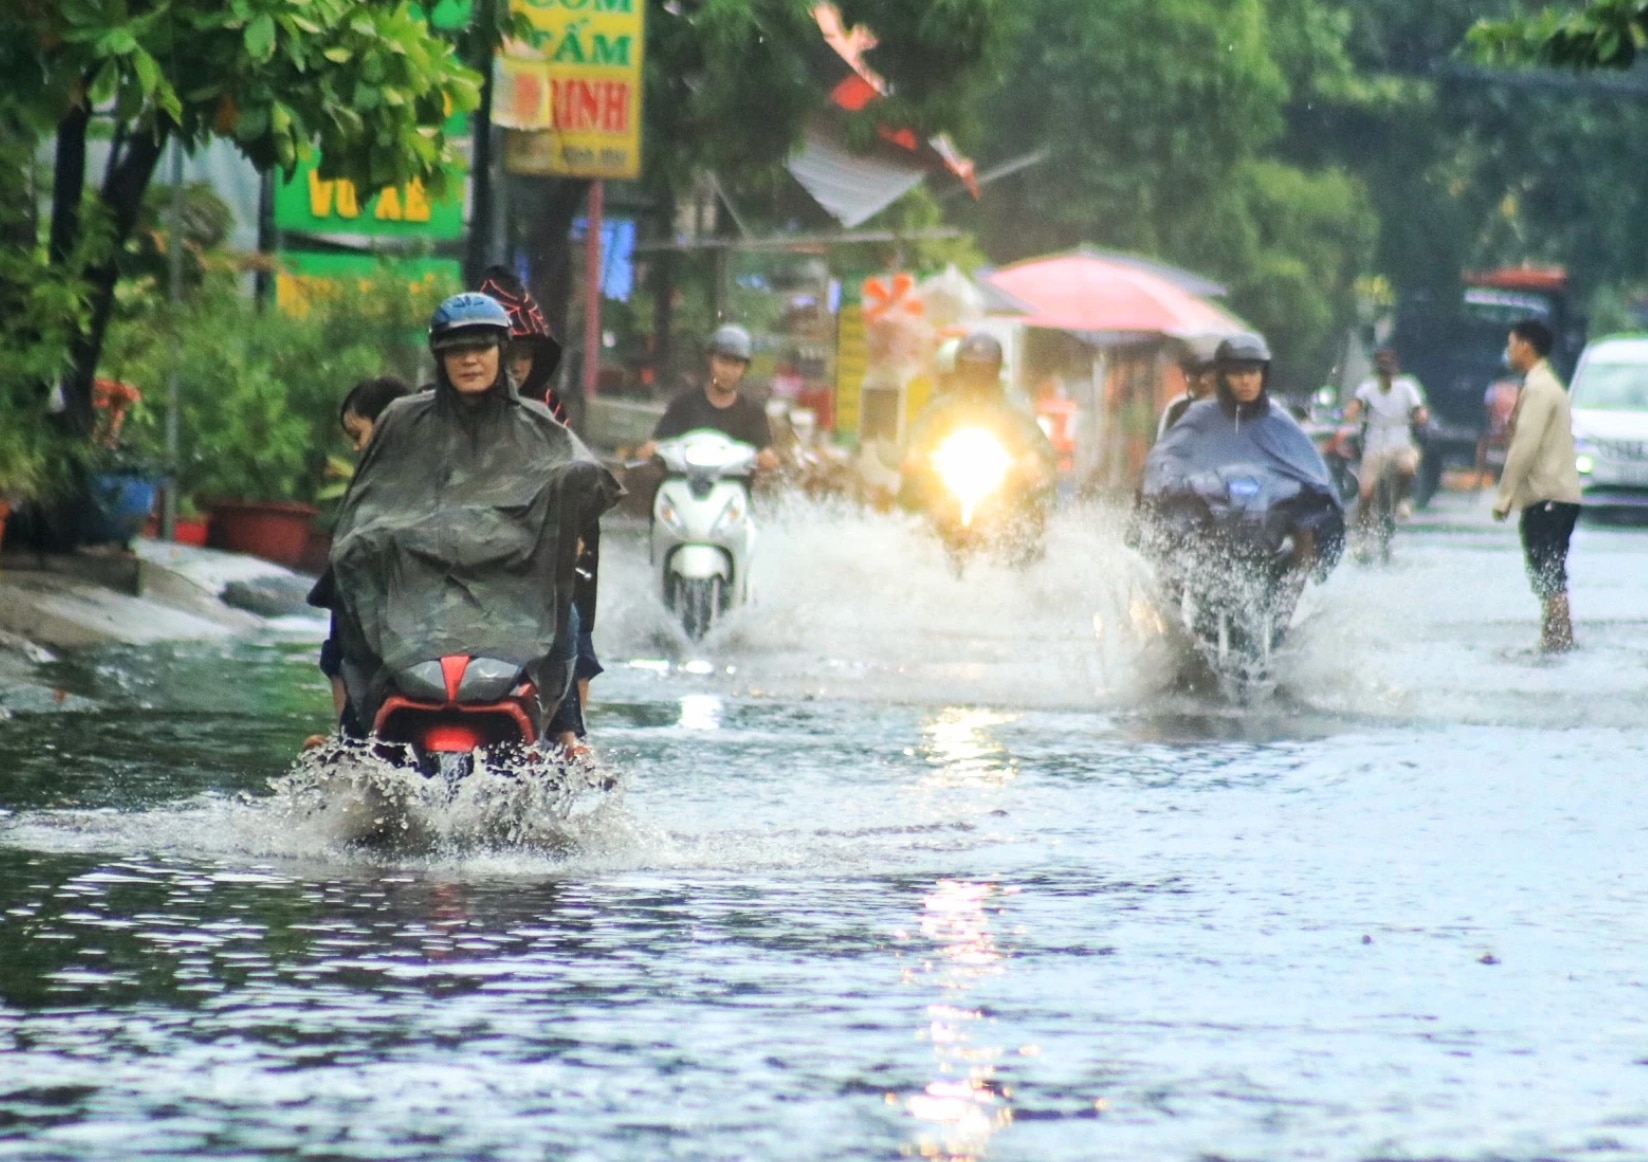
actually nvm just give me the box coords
[637,324,779,469]
[1157,334,1223,441]
[898,331,1057,513]
[1344,346,1429,530]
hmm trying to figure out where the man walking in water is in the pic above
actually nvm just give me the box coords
[1493,318,1582,652]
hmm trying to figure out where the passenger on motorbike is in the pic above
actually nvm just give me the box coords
[313,292,621,758]
[637,325,780,470]
[1135,332,1344,584]
[1156,334,1223,441]
[1343,347,1429,535]
[897,332,1058,520]
[477,267,605,740]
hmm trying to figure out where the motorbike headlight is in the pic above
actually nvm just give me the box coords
[657,493,688,536]
[1575,453,1595,476]
[931,428,1013,527]
[709,490,746,537]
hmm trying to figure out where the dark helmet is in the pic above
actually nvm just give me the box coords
[955,332,1004,371]
[706,323,754,363]
[1215,332,1271,369]
[428,292,511,352]
[1178,333,1224,374]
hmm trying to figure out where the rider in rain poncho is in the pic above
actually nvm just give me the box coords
[1134,332,1344,577]
[319,292,622,737]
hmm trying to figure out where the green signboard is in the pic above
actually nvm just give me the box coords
[274,126,468,240]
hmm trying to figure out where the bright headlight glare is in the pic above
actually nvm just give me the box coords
[932,428,1012,527]
[1575,453,1595,476]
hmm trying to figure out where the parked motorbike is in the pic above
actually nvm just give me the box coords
[1141,463,1337,696]
[916,426,1047,573]
[650,429,758,640]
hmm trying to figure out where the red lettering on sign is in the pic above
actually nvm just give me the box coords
[549,79,631,133]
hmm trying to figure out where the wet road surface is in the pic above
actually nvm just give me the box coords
[1,492,1646,1161]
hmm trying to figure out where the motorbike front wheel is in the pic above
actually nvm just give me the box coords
[678,575,723,641]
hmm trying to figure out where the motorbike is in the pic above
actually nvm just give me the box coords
[650,429,758,640]
[916,426,1047,573]
[1141,463,1336,695]
[1357,456,1402,565]
[1318,424,1362,506]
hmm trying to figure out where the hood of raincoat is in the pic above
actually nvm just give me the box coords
[326,362,621,726]
[477,265,564,408]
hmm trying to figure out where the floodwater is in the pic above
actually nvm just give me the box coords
[2,493,1647,1161]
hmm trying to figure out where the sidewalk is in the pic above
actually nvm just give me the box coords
[0,538,318,708]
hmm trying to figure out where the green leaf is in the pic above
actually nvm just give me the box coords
[87,60,119,106]
[131,49,160,95]
[322,46,352,64]
[97,28,139,55]
[244,13,276,62]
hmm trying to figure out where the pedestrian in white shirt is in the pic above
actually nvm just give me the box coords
[1344,347,1430,538]
[1493,318,1582,652]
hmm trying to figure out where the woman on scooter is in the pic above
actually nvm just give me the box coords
[313,293,621,757]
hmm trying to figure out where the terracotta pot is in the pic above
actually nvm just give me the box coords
[142,515,211,546]
[205,500,318,568]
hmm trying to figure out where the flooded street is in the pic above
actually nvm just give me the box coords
[3,492,1647,1161]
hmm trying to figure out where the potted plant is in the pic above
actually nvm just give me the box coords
[102,258,451,569]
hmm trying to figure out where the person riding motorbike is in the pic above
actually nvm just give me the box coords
[311,292,621,759]
[1132,333,1344,646]
[637,324,780,470]
[1343,346,1429,546]
[897,332,1058,524]
[1157,333,1223,441]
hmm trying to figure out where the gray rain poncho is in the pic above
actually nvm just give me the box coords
[323,365,621,729]
[1135,389,1345,570]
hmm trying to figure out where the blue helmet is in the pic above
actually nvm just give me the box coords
[429,292,511,352]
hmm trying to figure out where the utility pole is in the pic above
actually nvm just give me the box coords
[580,181,604,400]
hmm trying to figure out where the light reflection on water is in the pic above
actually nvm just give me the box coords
[903,879,1011,1161]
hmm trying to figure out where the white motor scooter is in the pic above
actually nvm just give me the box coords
[650,429,758,640]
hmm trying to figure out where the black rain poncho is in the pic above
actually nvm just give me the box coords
[1135,390,1344,570]
[322,364,622,729]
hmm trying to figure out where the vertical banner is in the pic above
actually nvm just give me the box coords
[495,0,645,179]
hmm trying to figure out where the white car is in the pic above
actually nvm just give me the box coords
[1570,334,1648,510]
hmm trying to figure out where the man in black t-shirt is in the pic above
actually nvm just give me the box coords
[639,324,779,469]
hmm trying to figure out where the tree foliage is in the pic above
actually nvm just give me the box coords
[2,0,506,442]
[973,0,1376,389]
[1470,0,1648,70]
